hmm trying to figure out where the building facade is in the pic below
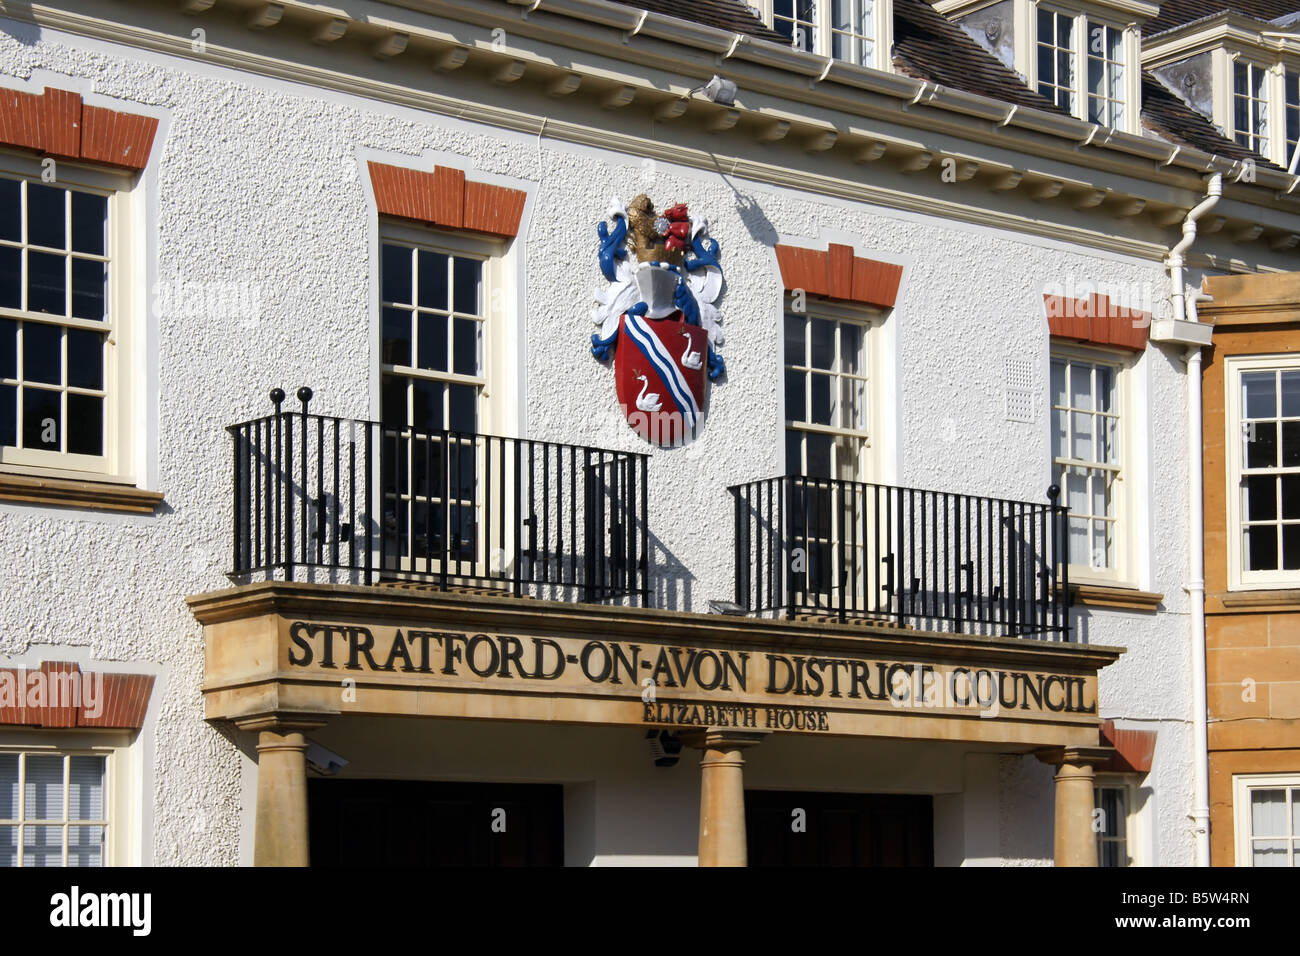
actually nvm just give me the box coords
[0,0,1297,866]
[1200,272,1300,868]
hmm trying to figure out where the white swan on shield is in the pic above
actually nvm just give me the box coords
[679,329,703,370]
[635,374,663,413]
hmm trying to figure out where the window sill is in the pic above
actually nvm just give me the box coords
[0,473,164,514]
[1070,584,1163,611]
[1216,590,1300,611]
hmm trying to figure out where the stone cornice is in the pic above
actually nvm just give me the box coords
[186,580,1127,672]
[12,0,1300,264]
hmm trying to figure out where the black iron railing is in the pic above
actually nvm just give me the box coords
[729,476,1071,640]
[228,388,650,604]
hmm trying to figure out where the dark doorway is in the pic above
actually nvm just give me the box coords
[309,779,564,867]
[745,790,934,866]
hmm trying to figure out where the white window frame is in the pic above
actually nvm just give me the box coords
[376,221,513,578]
[783,297,883,483]
[1231,57,1272,159]
[1094,775,1141,867]
[0,734,131,867]
[1016,2,1141,134]
[753,0,893,72]
[0,152,138,484]
[1049,342,1135,586]
[1232,772,1300,867]
[1224,353,1300,591]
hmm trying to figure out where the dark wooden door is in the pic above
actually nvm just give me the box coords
[309,779,564,867]
[745,790,933,866]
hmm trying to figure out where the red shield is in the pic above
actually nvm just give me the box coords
[615,311,708,447]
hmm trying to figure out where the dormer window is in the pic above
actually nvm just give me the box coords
[939,0,1151,134]
[756,0,891,71]
[1144,18,1300,170]
[1233,60,1271,157]
[1033,7,1130,126]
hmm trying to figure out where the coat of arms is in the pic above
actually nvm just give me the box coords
[590,194,725,446]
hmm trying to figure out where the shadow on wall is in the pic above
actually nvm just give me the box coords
[0,6,43,45]
[721,179,779,247]
[648,529,695,613]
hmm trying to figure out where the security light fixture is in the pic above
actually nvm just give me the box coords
[708,599,746,615]
[645,730,682,768]
[690,74,737,107]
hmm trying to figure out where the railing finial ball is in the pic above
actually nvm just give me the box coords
[270,388,285,408]
[1047,484,1060,502]
[297,386,313,403]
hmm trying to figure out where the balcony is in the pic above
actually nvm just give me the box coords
[227,389,649,604]
[729,476,1071,641]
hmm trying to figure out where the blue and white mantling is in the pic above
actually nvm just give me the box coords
[590,197,726,381]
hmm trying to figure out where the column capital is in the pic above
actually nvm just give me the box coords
[1034,745,1114,768]
[234,712,330,736]
[678,728,769,751]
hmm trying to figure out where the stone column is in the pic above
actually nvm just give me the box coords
[236,715,326,867]
[1036,745,1114,867]
[681,729,766,867]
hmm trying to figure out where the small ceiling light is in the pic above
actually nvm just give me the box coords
[690,74,738,107]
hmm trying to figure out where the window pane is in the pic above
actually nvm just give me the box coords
[1248,421,1277,469]
[810,319,834,370]
[0,318,14,379]
[805,431,831,478]
[839,323,862,376]
[27,184,65,250]
[417,250,448,311]
[380,375,406,430]
[1284,421,1300,467]
[68,757,104,821]
[785,430,802,475]
[23,825,63,867]
[27,251,66,315]
[0,754,16,819]
[1285,525,1300,570]
[1252,840,1288,866]
[67,394,103,457]
[67,329,103,390]
[1070,363,1093,411]
[0,179,18,241]
[1244,371,1276,419]
[1285,475,1300,520]
[1037,8,1052,43]
[785,370,805,422]
[453,318,479,376]
[1283,371,1300,417]
[380,244,412,304]
[23,387,60,450]
[1247,525,1278,571]
[453,258,481,315]
[810,373,831,425]
[381,308,411,367]
[0,826,14,867]
[1245,475,1277,521]
[70,192,107,257]
[0,246,18,309]
[0,385,13,447]
[416,313,447,372]
[1052,405,1067,459]
[411,378,443,434]
[448,383,476,434]
[1293,789,1300,834]
[71,258,107,321]
[23,322,61,385]
[24,755,64,821]
[784,315,805,366]
[67,825,103,867]
[1071,412,1093,460]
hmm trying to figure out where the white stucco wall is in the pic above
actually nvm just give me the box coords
[0,16,1203,864]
